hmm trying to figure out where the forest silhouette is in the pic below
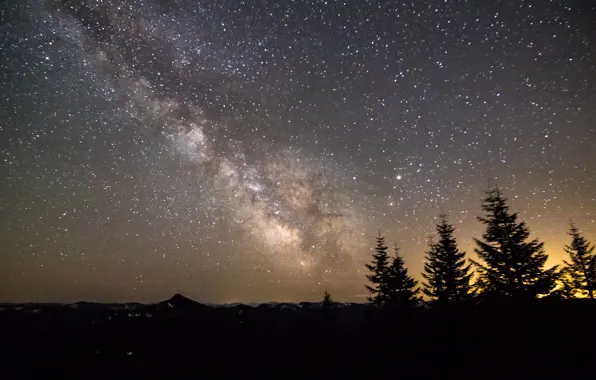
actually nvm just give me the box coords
[362,187,595,307]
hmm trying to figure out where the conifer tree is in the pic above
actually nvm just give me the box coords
[385,245,420,307]
[422,240,443,299]
[422,215,474,303]
[563,224,596,299]
[322,288,333,308]
[365,232,390,307]
[472,188,558,298]
[552,270,577,299]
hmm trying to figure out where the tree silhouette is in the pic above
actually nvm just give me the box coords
[322,288,333,308]
[365,232,390,307]
[422,240,442,298]
[422,214,474,303]
[551,271,577,299]
[472,188,558,298]
[386,245,420,307]
[563,224,596,299]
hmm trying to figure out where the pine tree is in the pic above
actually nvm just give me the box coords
[322,288,333,308]
[422,239,443,299]
[365,232,390,307]
[551,269,577,299]
[472,188,558,298]
[385,245,420,307]
[422,215,474,303]
[563,224,596,299]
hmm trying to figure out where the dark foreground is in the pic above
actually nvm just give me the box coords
[2,295,595,378]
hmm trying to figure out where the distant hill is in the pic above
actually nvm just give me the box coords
[0,294,364,315]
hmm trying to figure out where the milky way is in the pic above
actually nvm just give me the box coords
[1,0,595,303]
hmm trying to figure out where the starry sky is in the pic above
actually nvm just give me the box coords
[1,0,595,304]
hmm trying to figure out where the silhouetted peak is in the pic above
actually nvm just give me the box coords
[168,293,191,303]
[159,294,209,309]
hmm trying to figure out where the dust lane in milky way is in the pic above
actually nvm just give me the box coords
[0,0,595,303]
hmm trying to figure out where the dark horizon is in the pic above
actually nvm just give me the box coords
[0,293,368,306]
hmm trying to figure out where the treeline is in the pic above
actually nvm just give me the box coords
[346,187,595,307]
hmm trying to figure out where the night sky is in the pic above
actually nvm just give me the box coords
[1,0,595,304]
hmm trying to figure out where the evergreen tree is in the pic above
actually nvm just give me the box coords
[422,239,443,299]
[322,288,333,308]
[563,224,596,299]
[365,232,390,307]
[422,215,474,303]
[385,245,420,307]
[551,269,577,299]
[472,188,558,298]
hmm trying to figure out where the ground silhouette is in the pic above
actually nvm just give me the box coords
[2,295,596,378]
